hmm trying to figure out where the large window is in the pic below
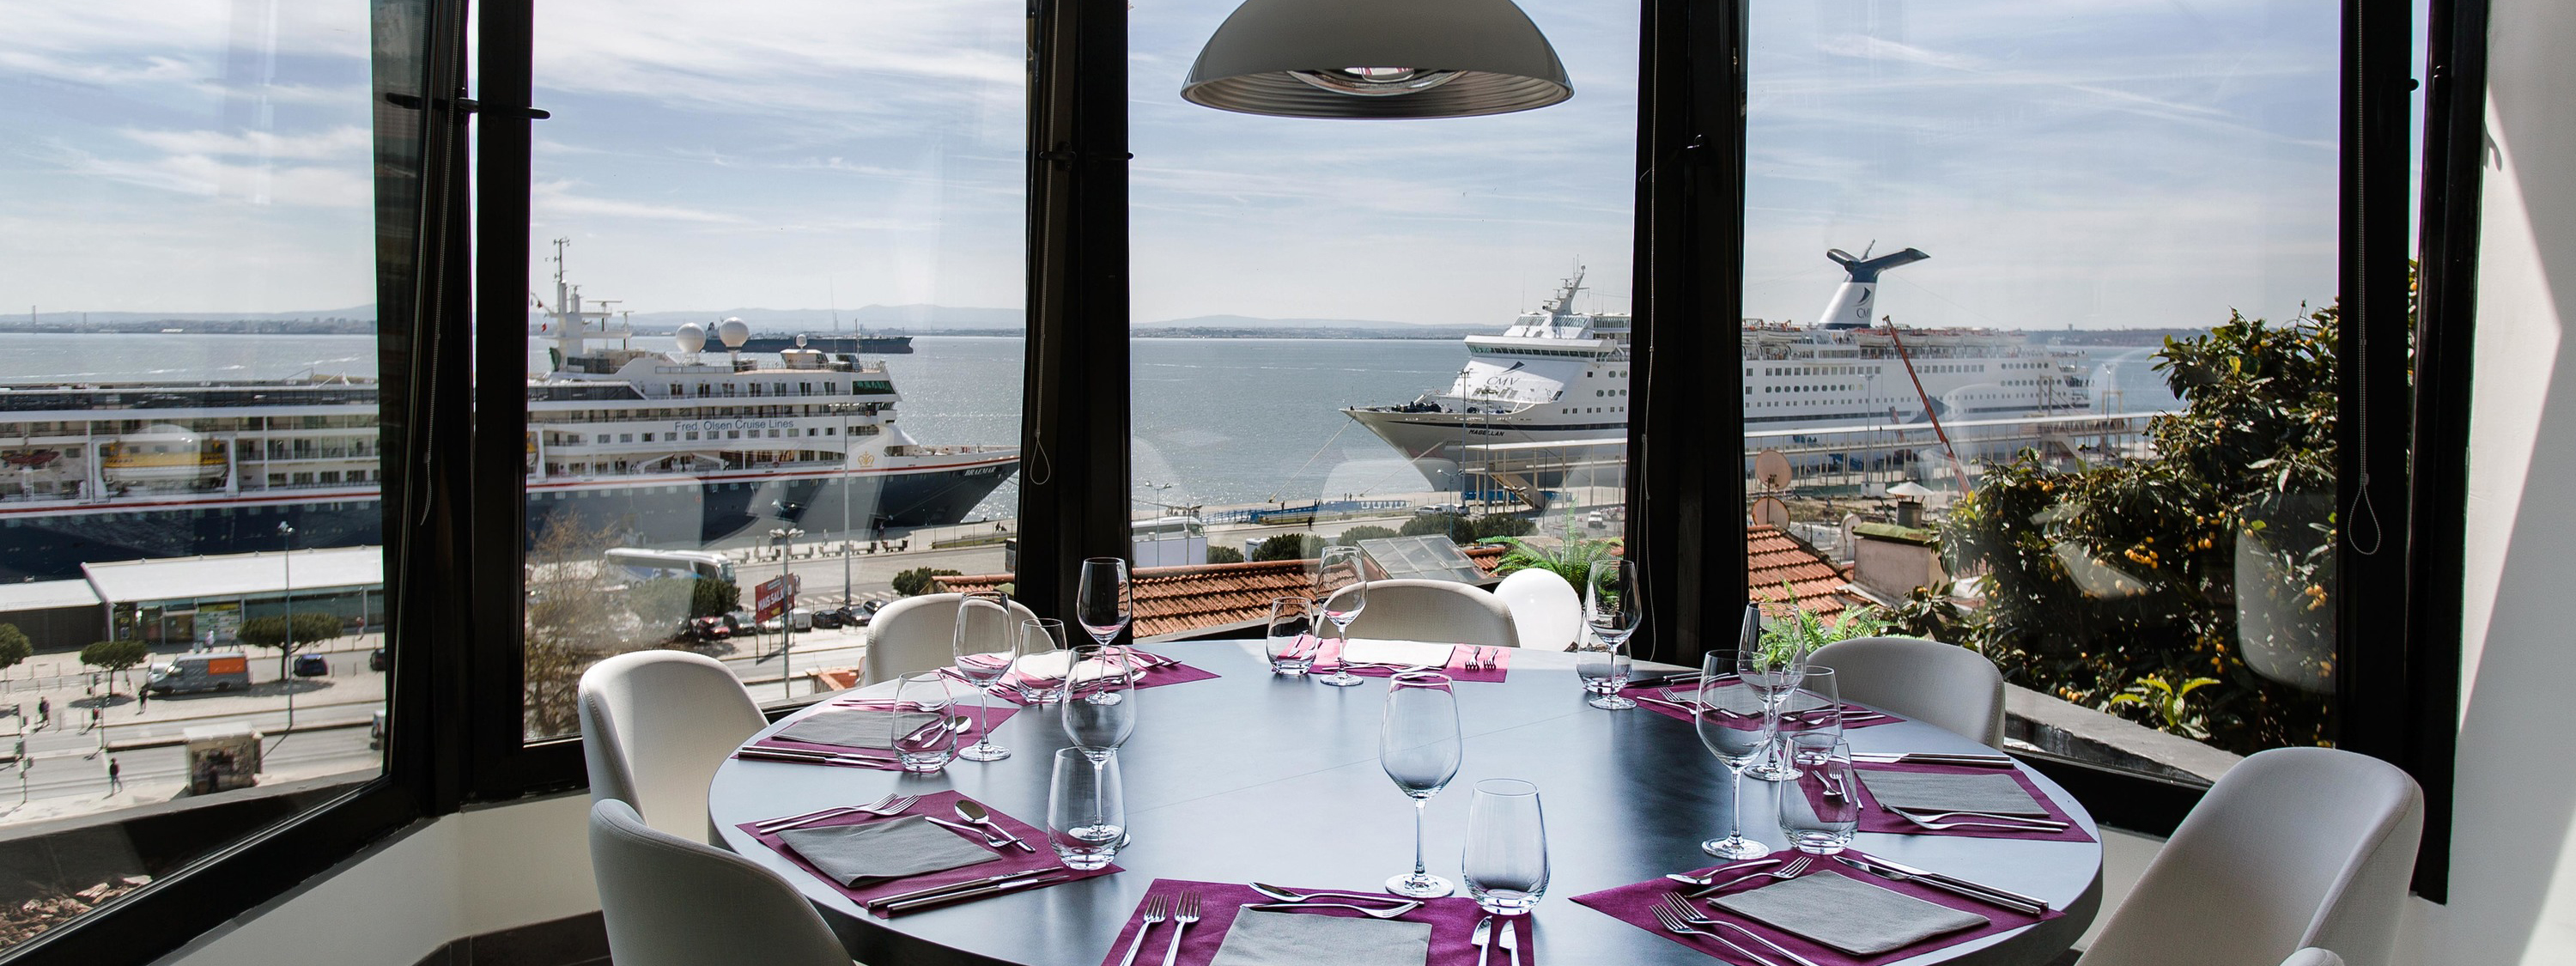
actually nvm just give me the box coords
[1735,1,2352,785]
[516,0,1030,738]
[0,0,392,950]
[1125,0,1640,641]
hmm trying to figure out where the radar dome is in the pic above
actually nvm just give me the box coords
[716,318,750,349]
[675,322,708,354]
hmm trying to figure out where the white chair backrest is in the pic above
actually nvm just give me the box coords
[864,592,1042,685]
[2077,747,2424,966]
[1807,635,2006,746]
[1493,569,1582,651]
[2281,950,2346,966]
[1325,579,1518,649]
[578,650,769,844]
[589,799,852,966]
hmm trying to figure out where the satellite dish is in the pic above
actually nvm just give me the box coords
[1753,449,1794,491]
[1750,495,1792,529]
[794,333,809,348]
[716,318,750,349]
[674,322,707,355]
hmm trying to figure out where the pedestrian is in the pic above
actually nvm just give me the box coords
[35,697,47,730]
[89,707,101,732]
[106,757,120,793]
[137,690,148,714]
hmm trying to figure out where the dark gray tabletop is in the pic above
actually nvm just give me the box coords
[710,641,2103,966]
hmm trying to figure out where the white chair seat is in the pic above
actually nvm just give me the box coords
[579,650,769,845]
[1807,635,2006,746]
[1325,579,1518,648]
[1494,568,1582,651]
[864,592,1042,685]
[590,799,854,966]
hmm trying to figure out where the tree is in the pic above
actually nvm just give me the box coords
[80,641,151,696]
[1250,533,1324,562]
[691,577,740,618]
[1397,512,1534,544]
[1204,545,1246,564]
[1925,306,2346,752]
[0,624,29,675]
[1334,526,1400,546]
[892,567,963,597]
[1399,513,1463,538]
[237,614,346,681]
[522,519,630,738]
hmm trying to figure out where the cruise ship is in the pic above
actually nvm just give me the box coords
[1342,246,2092,474]
[0,260,1018,581]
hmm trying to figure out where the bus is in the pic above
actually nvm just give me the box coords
[604,548,738,585]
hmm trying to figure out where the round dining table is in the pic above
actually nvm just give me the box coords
[709,641,2102,966]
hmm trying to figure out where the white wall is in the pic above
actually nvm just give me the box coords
[2440,0,2576,960]
[153,793,598,966]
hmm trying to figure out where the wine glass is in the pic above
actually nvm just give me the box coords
[1778,733,1858,855]
[1462,778,1549,916]
[1695,650,1773,859]
[890,672,957,773]
[1076,557,1132,647]
[1060,643,1138,761]
[1048,748,1124,870]
[1265,596,1320,676]
[1777,665,1843,745]
[1315,546,1369,688]
[950,592,1013,762]
[1740,621,1810,782]
[1015,617,1070,704]
[1380,673,1462,896]
[1581,560,1641,708]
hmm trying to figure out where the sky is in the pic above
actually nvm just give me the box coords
[2,0,2347,331]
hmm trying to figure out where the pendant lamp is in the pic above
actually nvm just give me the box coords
[1182,0,1573,119]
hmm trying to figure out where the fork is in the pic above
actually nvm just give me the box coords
[753,793,916,832]
[1661,896,1823,966]
[1653,901,1780,966]
[1115,896,1169,966]
[1686,853,1812,897]
[1158,890,1200,966]
[1665,856,1780,886]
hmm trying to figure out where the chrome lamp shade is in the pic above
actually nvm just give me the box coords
[1182,0,1573,119]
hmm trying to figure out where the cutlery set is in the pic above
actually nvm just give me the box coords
[1112,890,1202,966]
[1469,912,1521,966]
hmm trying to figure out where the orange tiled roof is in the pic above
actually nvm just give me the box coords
[937,545,1507,638]
[1746,524,1850,616]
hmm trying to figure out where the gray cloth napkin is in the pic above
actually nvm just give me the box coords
[1206,909,1432,966]
[775,816,1000,886]
[1856,769,2048,816]
[775,710,942,750]
[1713,872,1991,956]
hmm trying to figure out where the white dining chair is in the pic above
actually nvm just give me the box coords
[1325,578,1519,648]
[590,799,854,966]
[1493,568,1582,651]
[2280,950,2346,966]
[1807,635,2006,746]
[578,650,769,845]
[2075,747,2424,966]
[863,592,1042,685]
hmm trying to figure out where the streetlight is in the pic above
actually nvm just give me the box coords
[769,526,803,701]
[839,407,854,606]
[278,521,295,731]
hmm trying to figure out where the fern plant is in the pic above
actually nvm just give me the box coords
[1756,583,1890,662]
[1492,526,1621,589]
[2105,674,2221,739]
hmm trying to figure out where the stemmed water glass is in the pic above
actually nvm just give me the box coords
[1578,559,1641,708]
[1741,619,1810,782]
[1315,546,1369,688]
[951,592,1014,762]
[1060,643,1139,761]
[1265,596,1320,676]
[1695,650,1774,859]
[1380,673,1462,896]
[1076,557,1132,648]
[1776,665,1843,748]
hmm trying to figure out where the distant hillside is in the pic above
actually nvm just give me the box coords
[0,305,376,333]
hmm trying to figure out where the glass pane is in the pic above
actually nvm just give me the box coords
[1129,0,1638,647]
[521,1,1027,738]
[0,0,394,945]
[1740,0,2342,782]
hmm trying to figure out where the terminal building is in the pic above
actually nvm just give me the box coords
[0,546,385,650]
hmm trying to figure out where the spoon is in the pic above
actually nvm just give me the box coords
[1249,883,1419,906]
[954,799,1036,853]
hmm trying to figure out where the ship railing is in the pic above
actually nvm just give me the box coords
[883,444,1014,458]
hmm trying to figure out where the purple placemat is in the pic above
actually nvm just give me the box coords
[1571,851,2060,966]
[1312,640,1514,683]
[979,653,1224,705]
[738,789,1117,917]
[1097,878,1516,966]
[747,701,1024,762]
[1622,680,1901,730]
[1844,762,2096,842]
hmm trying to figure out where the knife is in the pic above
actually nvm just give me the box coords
[1851,751,2018,768]
[1835,855,2049,915]
[860,866,1057,910]
[733,748,902,769]
[878,872,1072,914]
[1471,915,1496,966]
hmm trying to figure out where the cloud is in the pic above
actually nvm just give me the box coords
[532,179,753,225]
[121,125,371,161]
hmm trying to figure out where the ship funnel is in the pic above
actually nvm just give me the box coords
[675,322,707,355]
[1815,246,1929,331]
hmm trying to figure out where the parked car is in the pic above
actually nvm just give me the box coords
[678,616,732,644]
[369,647,389,671]
[810,608,845,629]
[293,653,331,677]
